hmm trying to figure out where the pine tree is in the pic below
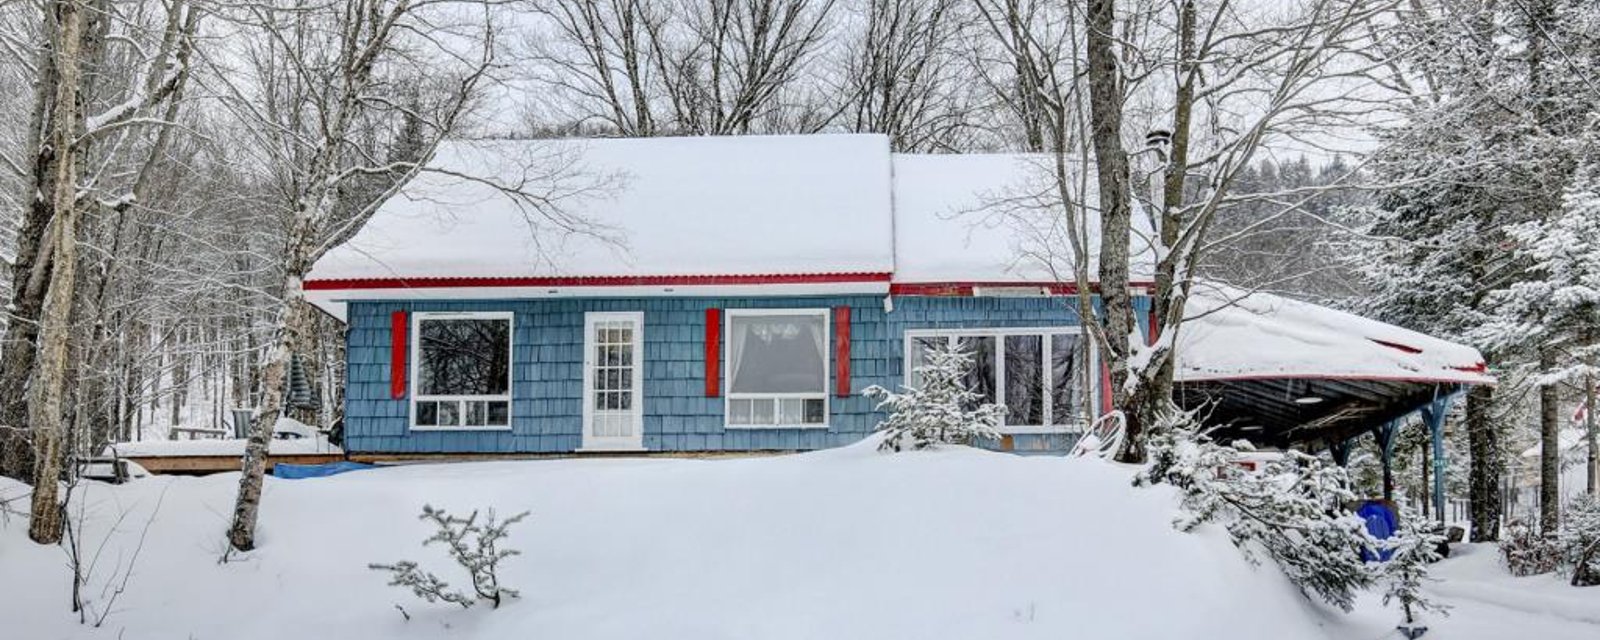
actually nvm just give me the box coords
[1139,427,1375,612]
[1377,509,1449,634]
[863,342,1004,452]
[1560,494,1600,586]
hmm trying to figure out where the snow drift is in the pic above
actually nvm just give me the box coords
[2,443,1341,640]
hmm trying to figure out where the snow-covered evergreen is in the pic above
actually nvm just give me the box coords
[863,342,1004,452]
[1138,426,1375,612]
[1560,494,1600,586]
[1481,165,1600,375]
[1377,509,1449,633]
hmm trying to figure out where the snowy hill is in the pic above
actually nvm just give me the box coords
[1,443,1595,639]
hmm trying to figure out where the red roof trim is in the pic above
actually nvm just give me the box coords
[889,281,1156,296]
[1369,338,1424,355]
[305,272,894,291]
[1177,372,1494,386]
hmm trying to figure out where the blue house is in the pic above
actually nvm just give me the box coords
[306,134,1491,468]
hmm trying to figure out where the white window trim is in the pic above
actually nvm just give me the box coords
[411,311,515,432]
[902,326,1096,435]
[579,311,647,451]
[723,308,831,429]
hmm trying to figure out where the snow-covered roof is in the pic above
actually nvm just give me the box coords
[306,135,1164,315]
[1174,283,1493,385]
[309,135,895,284]
[890,153,1156,283]
[303,134,1491,389]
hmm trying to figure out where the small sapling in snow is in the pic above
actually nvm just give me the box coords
[370,505,531,610]
[863,341,1004,451]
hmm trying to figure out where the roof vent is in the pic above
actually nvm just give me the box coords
[972,286,1050,298]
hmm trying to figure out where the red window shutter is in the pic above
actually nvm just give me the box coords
[1099,360,1113,416]
[834,306,851,397]
[390,311,408,399]
[705,308,721,397]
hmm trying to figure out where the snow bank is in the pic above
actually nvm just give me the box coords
[3,445,1337,640]
[1175,282,1493,385]
[308,134,896,283]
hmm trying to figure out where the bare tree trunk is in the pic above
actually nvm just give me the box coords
[28,0,87,545]
[1539,346,1561,534]
[1587,372,1598,496]
[227,269,315,551]
[0,6,66,481]
[1467,383,1502,541]
[1083,0,1149,462]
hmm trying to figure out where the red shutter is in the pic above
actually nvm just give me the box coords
[1147,306,1160,346]
[1099,361,1113,416]
[390,311,408,399]
[834,306,851,397]
[705,308,722,397]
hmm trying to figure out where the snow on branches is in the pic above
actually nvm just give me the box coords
[1139,424,1443,618]
[1377,510,1449,630]
[864,341,1003,452]
[1559,494,1600,587]
[369,505,530,610]
[1479,164,1600,374]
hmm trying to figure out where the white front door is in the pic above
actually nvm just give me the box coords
[582,312,645,451]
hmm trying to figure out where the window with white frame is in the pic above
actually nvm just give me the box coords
[905,328,1091,432]
[726,309,829,427]
[413,312,512,429]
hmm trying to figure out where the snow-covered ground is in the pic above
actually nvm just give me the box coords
[1,441,1596,640]
[104,417,341,458]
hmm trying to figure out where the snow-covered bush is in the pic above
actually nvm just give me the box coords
[1138,425,1375,611]
[1499,520,1561,577]
[1377,509,1449,631]
[369,505,530,610]
[863,342,1003,452]
[1560,494,1600,586]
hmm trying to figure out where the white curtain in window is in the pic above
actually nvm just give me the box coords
[729,314,825,394]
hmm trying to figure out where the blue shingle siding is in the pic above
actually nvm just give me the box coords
[343,294,1148,454]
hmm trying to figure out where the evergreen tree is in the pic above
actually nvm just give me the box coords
[863,342,1004,452]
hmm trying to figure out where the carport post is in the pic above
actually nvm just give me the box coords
[1419,394,1452,526]
[1374,420,1399,500]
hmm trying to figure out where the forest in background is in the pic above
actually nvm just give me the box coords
[0,0,1594,550]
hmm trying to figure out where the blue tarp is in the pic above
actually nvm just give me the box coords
[1359,500,1399,562]
[273,461,372,479]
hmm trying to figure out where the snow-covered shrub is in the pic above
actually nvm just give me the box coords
[863,341,1004,452]
[1499,520,1561,577]
[1376,508,1449,630]
[1138,425,1375,612]
[369,505,530,609]
[1559,494,1600,586]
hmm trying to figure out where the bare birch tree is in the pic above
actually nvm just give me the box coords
[194,0,509,552]
[1063,0,1399,462]
[15,0,200,543]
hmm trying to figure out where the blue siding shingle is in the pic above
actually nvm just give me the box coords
[344,294,1141,454]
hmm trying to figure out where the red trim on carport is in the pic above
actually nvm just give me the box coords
[1175,371,1495,386]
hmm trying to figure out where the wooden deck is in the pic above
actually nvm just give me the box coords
[125,453,346,475]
